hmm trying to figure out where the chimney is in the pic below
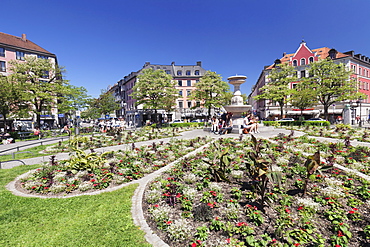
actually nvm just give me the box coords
[21,34,27,41]
[171,61,175,65]
[196,61,202,67]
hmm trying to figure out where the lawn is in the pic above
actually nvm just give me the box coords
[0,165,151,247]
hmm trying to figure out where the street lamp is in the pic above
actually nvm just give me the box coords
[358,96,363,127]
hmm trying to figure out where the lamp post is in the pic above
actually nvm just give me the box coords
[359,96,363,127]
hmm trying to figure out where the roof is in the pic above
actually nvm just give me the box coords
[266,46,350,70]
[0,32,55,56]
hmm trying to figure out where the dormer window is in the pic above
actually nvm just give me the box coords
[177,70,182,76]
[186,70,191,75]
[300,58,306,66]
[195,70,200,75]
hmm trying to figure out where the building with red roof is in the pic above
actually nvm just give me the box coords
[249,41,370,124]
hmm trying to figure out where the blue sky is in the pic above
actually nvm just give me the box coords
[3,0,370,98]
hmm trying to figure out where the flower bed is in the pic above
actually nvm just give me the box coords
[19,136,211,195]
[143,135,370,247]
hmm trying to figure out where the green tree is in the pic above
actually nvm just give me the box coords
[289,84,317,120]
[189,71,230,118]
[58,85,91,118]
[131,68,177,122]
[0,75,26,132]
[8,56,69,128]
[304,58,363,119]
[254,63,297,118]
[89,89,120,118]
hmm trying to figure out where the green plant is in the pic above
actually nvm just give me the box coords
[244,135,282,205]
[203,142,232,183]
[194,225,209,241]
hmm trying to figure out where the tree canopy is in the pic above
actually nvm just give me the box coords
[254,63,297,118]
[8,56,69,127]
[302,58,363,119]
[189,71,230,117]
[87,89,120,118]
[131,68,177,120]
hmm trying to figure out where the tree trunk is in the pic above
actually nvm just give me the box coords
[2,114,7,133]
[323,104,329,120]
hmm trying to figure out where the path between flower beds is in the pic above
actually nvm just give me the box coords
[7,127,370,246]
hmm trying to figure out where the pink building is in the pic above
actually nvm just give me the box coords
[0,32,59,128]
[250,41,370,123]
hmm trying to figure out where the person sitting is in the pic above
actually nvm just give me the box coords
[218,114,233,135]
[242,115,257,134]
[211,116,219,133]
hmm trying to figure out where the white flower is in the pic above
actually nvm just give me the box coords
[166,218,192,241]
[322,186,345,198]
[324,177,343,187]
[182,187,197,200]
[231,170,243,179]
[183,173,198,184]
[296,197,321,211]
[209,182,222,192]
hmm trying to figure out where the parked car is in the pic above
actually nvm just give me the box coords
[306,118,326,121]
[190,119,202,122]
[279,118,295,121]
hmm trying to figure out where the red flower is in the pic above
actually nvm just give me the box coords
[353,208,358,211]
[338,230,344,237]
[297,206,304,210]
[349,210,355,214]
[226,238,231,244]
[153,204,159,208]
[285,208,291,213]
[191,243,197,247]
[166,221,172,225]
[237,222,247,226]
[176,193,182,198]
[294,244,300,246]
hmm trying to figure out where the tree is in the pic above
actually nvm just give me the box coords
[303,58,363,119]
[131,68,177,122]
[189,71,230,118]
[289,83,317,120]
[58,85,91,117]
[254,63,297,118]
[8,56,69,128]
[89,89,120,118]
[0,75,26,132]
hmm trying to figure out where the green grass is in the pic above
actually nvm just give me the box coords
[0,165,151,247]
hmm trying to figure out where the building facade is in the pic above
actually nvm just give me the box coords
[115,61,208,126]
[0,32,59,129]
[249,41,370,123]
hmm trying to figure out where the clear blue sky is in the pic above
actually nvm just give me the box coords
[3,0,370,98]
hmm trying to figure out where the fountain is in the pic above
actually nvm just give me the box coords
[223,75,252,133]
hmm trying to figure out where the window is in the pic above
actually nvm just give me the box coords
[165,70,171,74]
[178,80,182,86]
[309,57,314,63]
[177,70,182,76]
[186,90,191,96]
[187,101,192,108]
[178,101,183,108]
[16,51,25,60]
[300,58,306,66]
[0,47,4,57]
[186,70,191,75]
[179,90,183,96]
[292,83,297,89]
[196,80,199,83]
[38,55,48,59]
[359,68,362,75]
[195,70,199,75]
[42,71,49,79]
[187,80,191,86]
[352,65,356,73]
[300,70,306,78]
[293,60,297,66]
[0,61,5,72]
